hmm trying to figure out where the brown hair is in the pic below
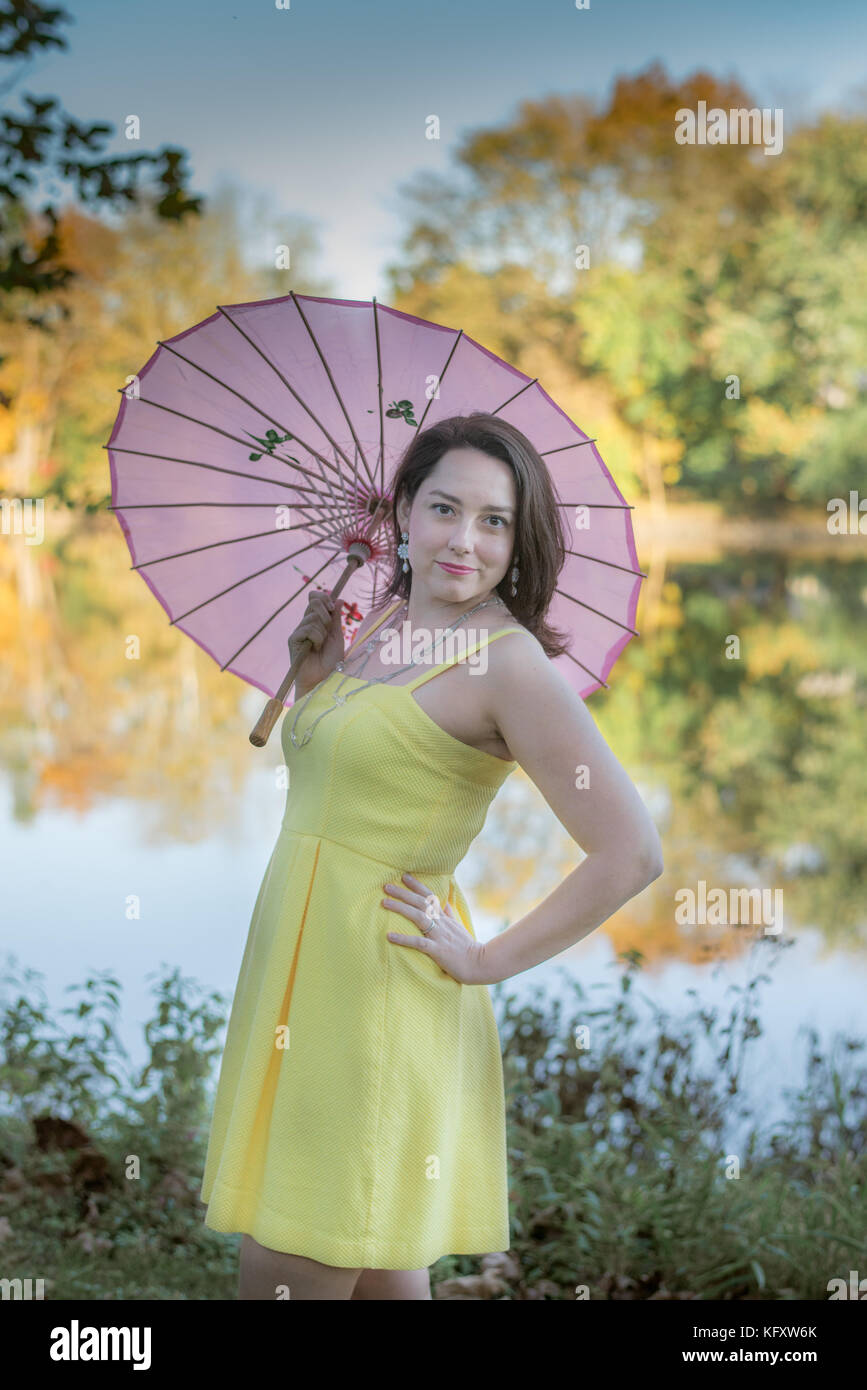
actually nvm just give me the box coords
[380,412,570,659]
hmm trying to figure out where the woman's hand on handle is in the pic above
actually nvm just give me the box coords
[289,590,345,696]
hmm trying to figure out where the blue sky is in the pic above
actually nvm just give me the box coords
[8,0,863,294]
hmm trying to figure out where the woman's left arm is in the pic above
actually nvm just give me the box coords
[478,633,664,985]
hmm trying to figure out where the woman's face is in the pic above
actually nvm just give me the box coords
[397,448,517,604]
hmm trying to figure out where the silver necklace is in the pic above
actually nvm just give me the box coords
[288,594,507,749]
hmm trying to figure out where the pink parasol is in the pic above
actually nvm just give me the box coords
[106,292,644,745]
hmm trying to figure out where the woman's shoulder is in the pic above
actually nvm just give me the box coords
[462,607,537,655]
[483,617,544,680]
[488,614,537,648]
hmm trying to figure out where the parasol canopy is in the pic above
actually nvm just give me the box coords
[106,291,644,725]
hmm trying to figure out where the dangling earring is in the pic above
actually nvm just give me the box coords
[397,530,410,573]
[510,555,519,596]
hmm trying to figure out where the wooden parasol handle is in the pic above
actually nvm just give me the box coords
[249,545,368,748]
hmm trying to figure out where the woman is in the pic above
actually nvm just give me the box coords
[199,412,663,1300]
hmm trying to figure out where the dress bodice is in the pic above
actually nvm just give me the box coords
[280,602,525,875]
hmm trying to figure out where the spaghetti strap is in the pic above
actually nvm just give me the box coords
[343,599,404,659]
[406,625,526,692]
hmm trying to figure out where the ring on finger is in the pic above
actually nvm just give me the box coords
[420,893,440,935]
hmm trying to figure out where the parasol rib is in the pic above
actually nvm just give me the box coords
[216,305,368,483]
[290,291,378,494]
[109,501,351,513]
[491,377,538,412]
[102,443,349,505]
[114,385,332,480]
[113,387,351,541]
[554,587,639,636]
[315,440,359,551]
[412,329,463,438]
[564,548,647,578]
[170,536,342,626]
[561,648,610,689]
[372,297,385,496]
[130,517,345,571]
[221,551,342,671]
[155,336,351,496]
[541,439,600,456]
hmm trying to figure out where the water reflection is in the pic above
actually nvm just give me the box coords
[2,535,865,1133]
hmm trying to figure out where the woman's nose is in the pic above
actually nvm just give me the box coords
[448,524,474,549]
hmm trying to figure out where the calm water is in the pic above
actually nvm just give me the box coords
[2,546,865,1154]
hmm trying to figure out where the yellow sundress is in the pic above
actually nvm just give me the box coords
[199,599,525,1269]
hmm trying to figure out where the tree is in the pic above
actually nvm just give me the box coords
[384,62,867,510]
[0,0,202,327]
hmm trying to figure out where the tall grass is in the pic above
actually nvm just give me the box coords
[0,945,863,1299]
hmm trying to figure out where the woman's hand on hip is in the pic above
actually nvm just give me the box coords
[381,873,489,985]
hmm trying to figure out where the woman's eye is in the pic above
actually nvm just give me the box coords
[432,503,507,527]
